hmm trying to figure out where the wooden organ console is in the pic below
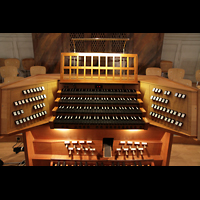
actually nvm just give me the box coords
[1,51,200,166]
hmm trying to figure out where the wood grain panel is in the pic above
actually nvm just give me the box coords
[0,75,59,135]
[32,33,164,75]
[139,75,198,136]
[133,33,164,75]
[24,123,173,166]
[32,33,62,73]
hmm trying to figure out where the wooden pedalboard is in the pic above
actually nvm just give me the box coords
[50,159,155,166]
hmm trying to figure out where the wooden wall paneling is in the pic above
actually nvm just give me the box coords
[105,33,113,53]
[126,33,134,54]
[156,33,165,67]
[84,33,92,52]
[32,33,62,73]
[133,33,164,75]
[32,33,164,75]
[62,33,70,52]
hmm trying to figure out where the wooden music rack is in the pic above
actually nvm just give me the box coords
[60,52,138,84]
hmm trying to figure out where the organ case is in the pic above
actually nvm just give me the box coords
[23,53,173,166]
[1,51,199,166]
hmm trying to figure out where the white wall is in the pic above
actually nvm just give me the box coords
[0,33,200,82]
[0,33,34,76]
[161,33,200,82]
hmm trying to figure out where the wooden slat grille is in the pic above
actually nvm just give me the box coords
[60,52,138,83]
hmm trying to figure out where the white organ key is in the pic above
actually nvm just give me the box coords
[138,148,144,155]
[68,147,73,155]
[124,148,129,155]
[116,148,121,155]
[131,148,136,155]
[127,141,133,145]
[142,142,147,148]
[64,141,70,147]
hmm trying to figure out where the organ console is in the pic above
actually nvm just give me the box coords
[1,50,200,166]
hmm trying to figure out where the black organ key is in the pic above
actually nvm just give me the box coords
[55,114,145,126]
[59,96,139,105]
[56,105,142,115]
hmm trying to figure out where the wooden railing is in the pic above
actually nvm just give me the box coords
[60,52,138,83]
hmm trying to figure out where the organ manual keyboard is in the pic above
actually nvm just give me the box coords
[1,51,199,166]
[50,83,148,130]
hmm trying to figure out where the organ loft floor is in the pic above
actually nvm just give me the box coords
[1,139,200,166]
